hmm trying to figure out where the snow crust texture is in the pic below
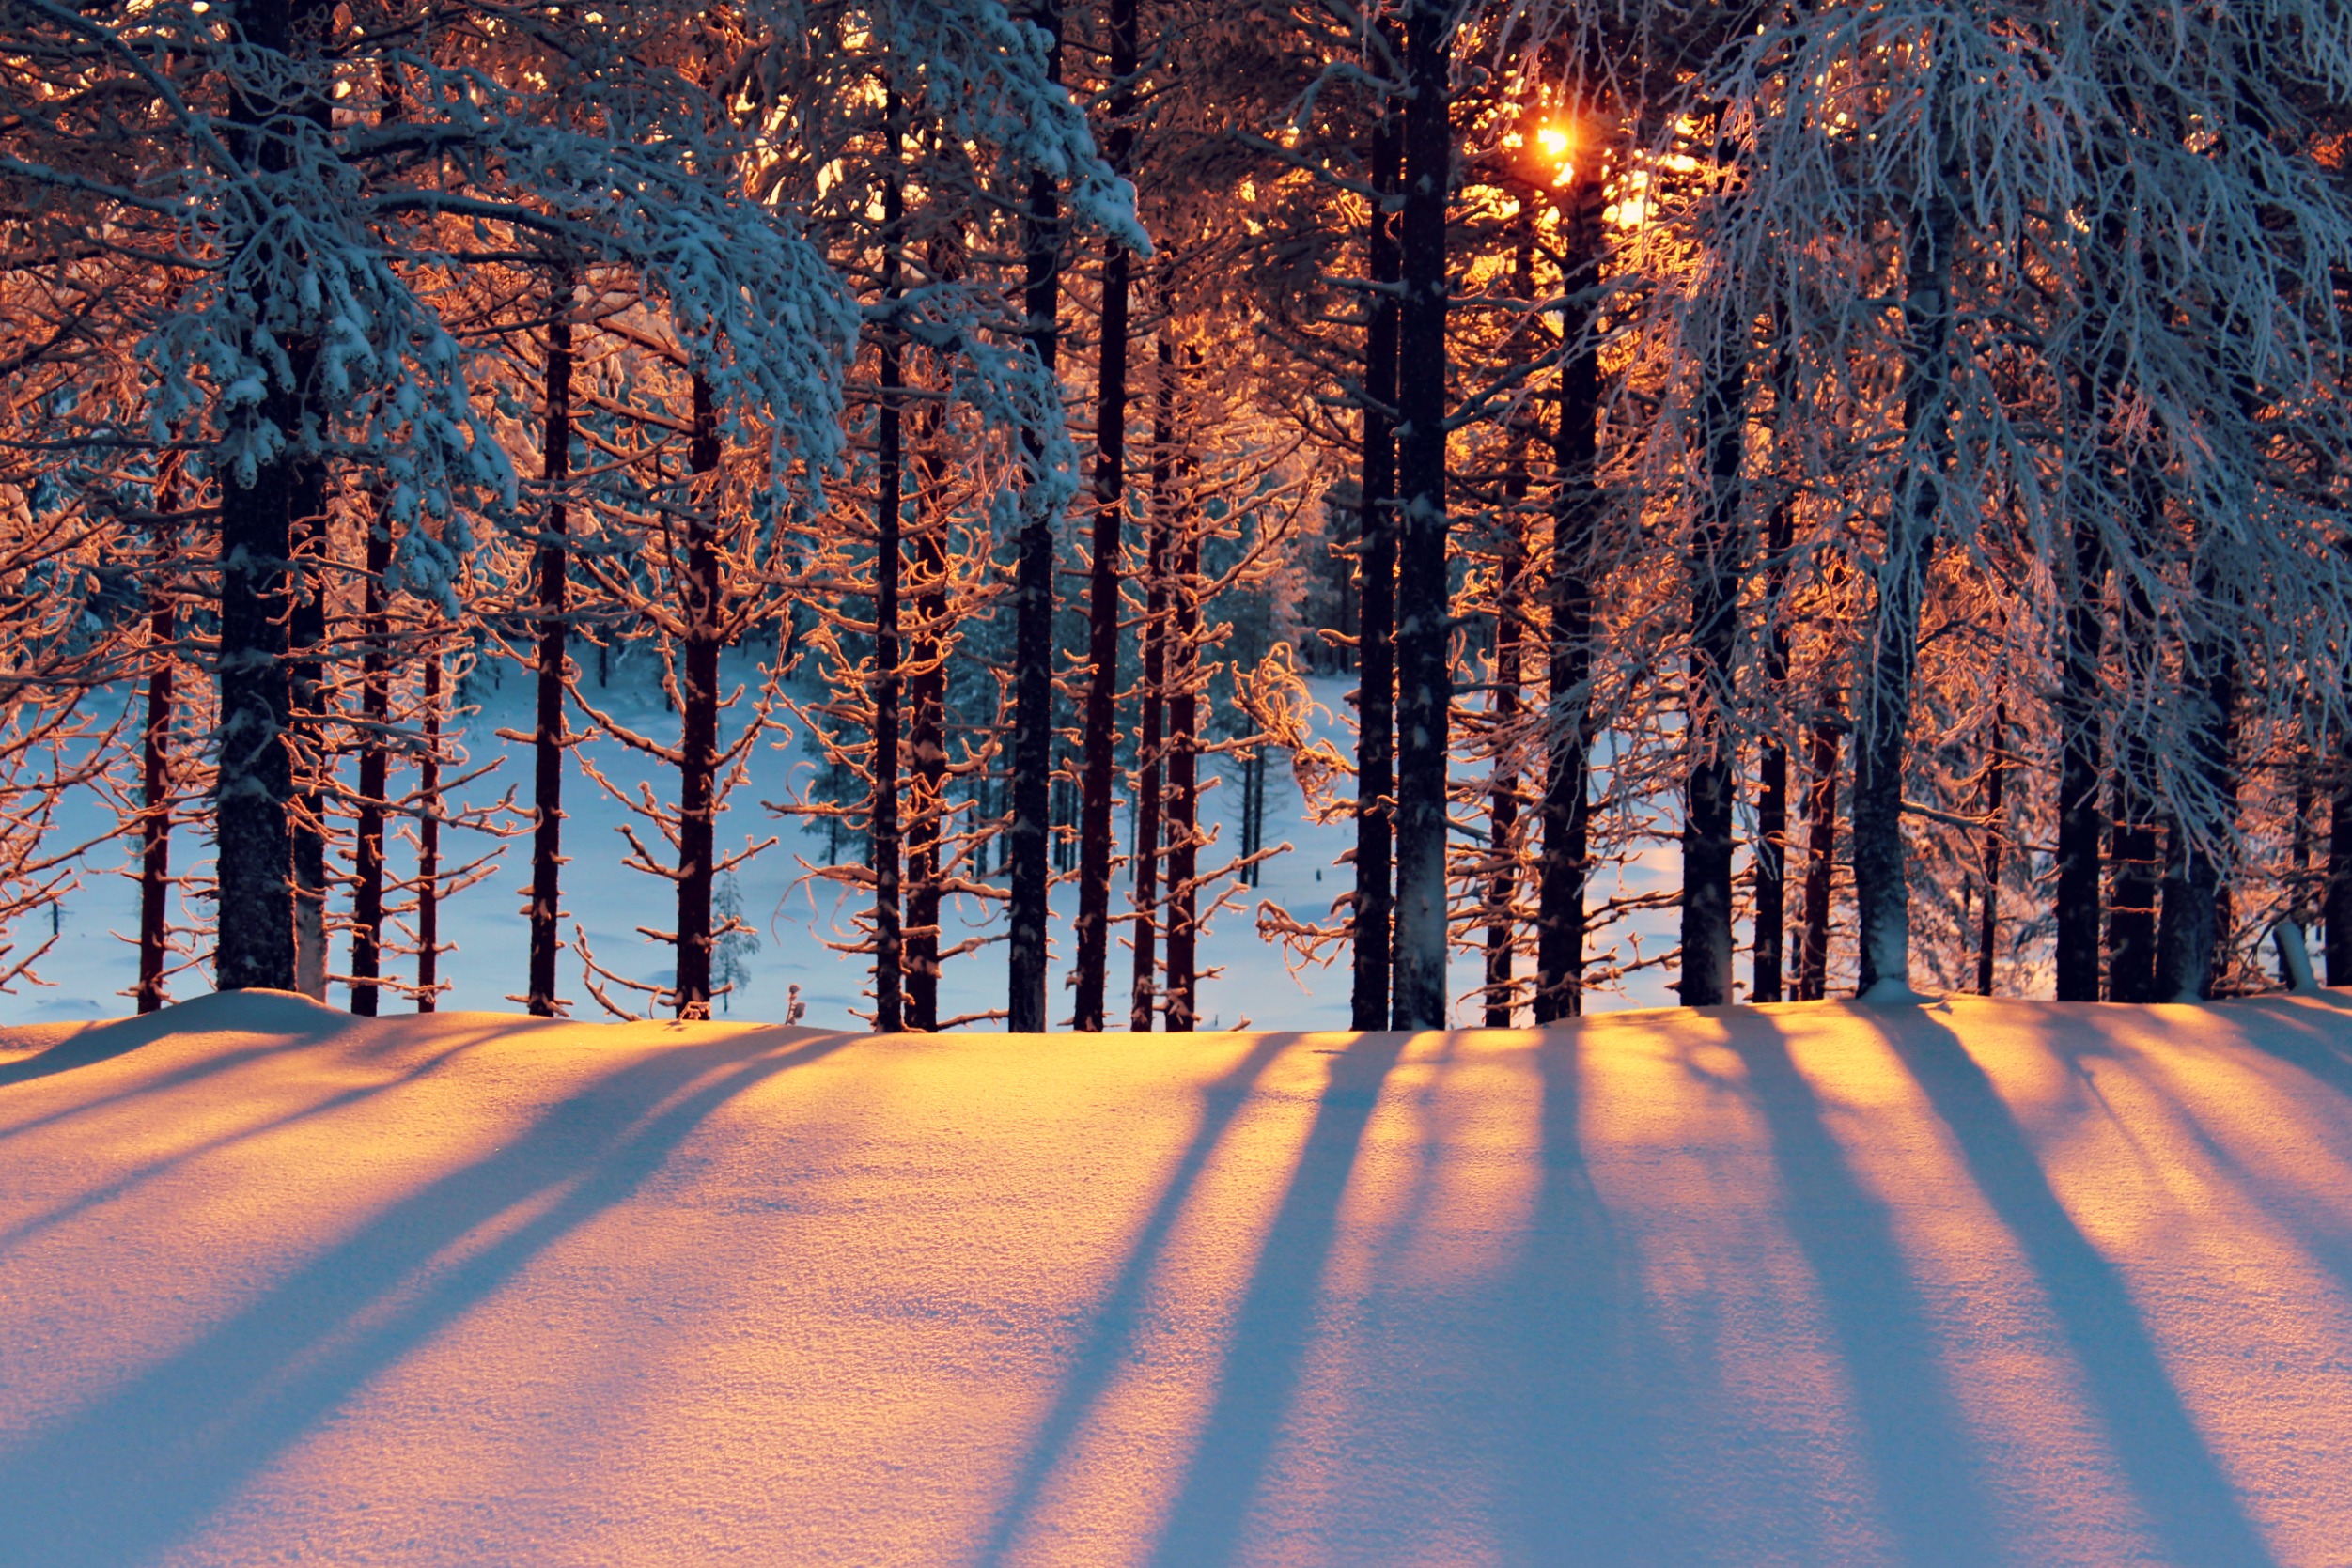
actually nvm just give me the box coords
[3,990,2351,1566]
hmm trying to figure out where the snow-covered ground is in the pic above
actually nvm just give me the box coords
[17,666,1683,1030]
[4,990,2351,1565]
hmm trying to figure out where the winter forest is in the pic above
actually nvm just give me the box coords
[5,0,2352,1034]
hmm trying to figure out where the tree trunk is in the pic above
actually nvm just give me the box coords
[1752,493,1795,1003]
[526,272,572,1017]
[870,86,906,1034]
[1796,704,1841,1001]
[2329,759,2352,986]
[2056,505,2107,1001]
[1389,0,1453,1031]
[1975,698,2007,997]
[2109,740,2161,1002]
[905,489,946,1032]
[416,648,442,1012]
[1007,0,1065,1032]
[288,463,329,1001]
[1352,106,1402,1032]
[1680,336,1746,1008]
[1851,153,1956,999]
[213,0,323,995]
[1164,450,1201,1032]
[1071,0,1137,1031]
[350,492,393,1015]
[1484,525,1522,1028]
[136,501,176,1015]
[1129,333,1174,1030]
[2157,607,2235,1001]
[674,374,723,1019]
[1533,167,1605,1026]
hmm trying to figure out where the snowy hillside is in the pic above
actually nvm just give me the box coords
[4,991,2349,1565]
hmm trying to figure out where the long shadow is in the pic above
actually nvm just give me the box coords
[1498,1025,1688,1564]
[0,1027,849,1568]
[970,1031,1299,1568]
[0,992,364,1135]
[1143,1030,1409,1568]
[1728,1023,2005,1567]
[0,1022,519,1259]
[1878,1008,2282,1568]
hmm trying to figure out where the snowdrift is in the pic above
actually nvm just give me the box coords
[3,990,2350,1566]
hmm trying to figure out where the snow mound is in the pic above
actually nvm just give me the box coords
[2,993,2350,1565]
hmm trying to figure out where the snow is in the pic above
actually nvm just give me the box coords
[4,989,2351,1564]
[21,668,1685,1031]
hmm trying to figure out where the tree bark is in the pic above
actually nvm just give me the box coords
[350,491,393,1015]
[1533,166,1605,1025]
[136,500,177,1015]
[2056,505,2107,1001]
[1484,523,1522,1028]
[1389,0,1453,1031]
[1007,0,1065,1032]
[1975,698,2007,996]
[1752,492,1795,1003]
[673,374,724,1018]
[1851,147,1956,999]
[869,85,906,1033]
[526,272,572,1017]
[2157,601,2235,1001]
[905,492,946,1032]
[1072,0,1137,1029]
[1352,105,1402,1032]
[1796,702,1841,1002]
[2330,760,2352,986]
[1164,384,1200,1032]
[416,648,442,1012]
[1680,335,1746,1008]
[213,0,326,995]
[1129,332,1175,1029]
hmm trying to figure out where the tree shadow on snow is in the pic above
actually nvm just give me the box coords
[1727,1019,2008,1568]
[0,989,351,1105]
[969,1030,1299,1568]
[0,1025,850,1568]
[1872,1007,2282,1568]
[1140,1030,1409,1568]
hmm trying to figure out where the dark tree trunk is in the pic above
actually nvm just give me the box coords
[136,503,177,1015]
[2109,740,2161,1002]
[1072,0,1137,1031]
[1852,154,1956,998]
[1129,333,1175,1030]
[2157,607,2235,1001]
[1484,527,1522,1028]
[526,273,572,1017]
[1975,698,2007,997]
[2330,759,2352,986]
[1752,493,1796,1003]
[350,493,393,1016]
[905,475,946,1032]
[1351,107,1402,1032]
[416,649,442,1012]
[870,87,906,1034]
[2056,505,2107,1001]
[1390,0,1453,1030]
[674,375,724,1018]
[289,462,328,1001]
[1533,168,1605,1026]
[1007,0,1065,1032]
[1796,704,1842,1001]
[1680,337,1746,1008]
[213,0,323,995]
[1164,457,1201,1032]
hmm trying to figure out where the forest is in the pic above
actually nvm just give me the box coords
[3,0,2350,1032]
